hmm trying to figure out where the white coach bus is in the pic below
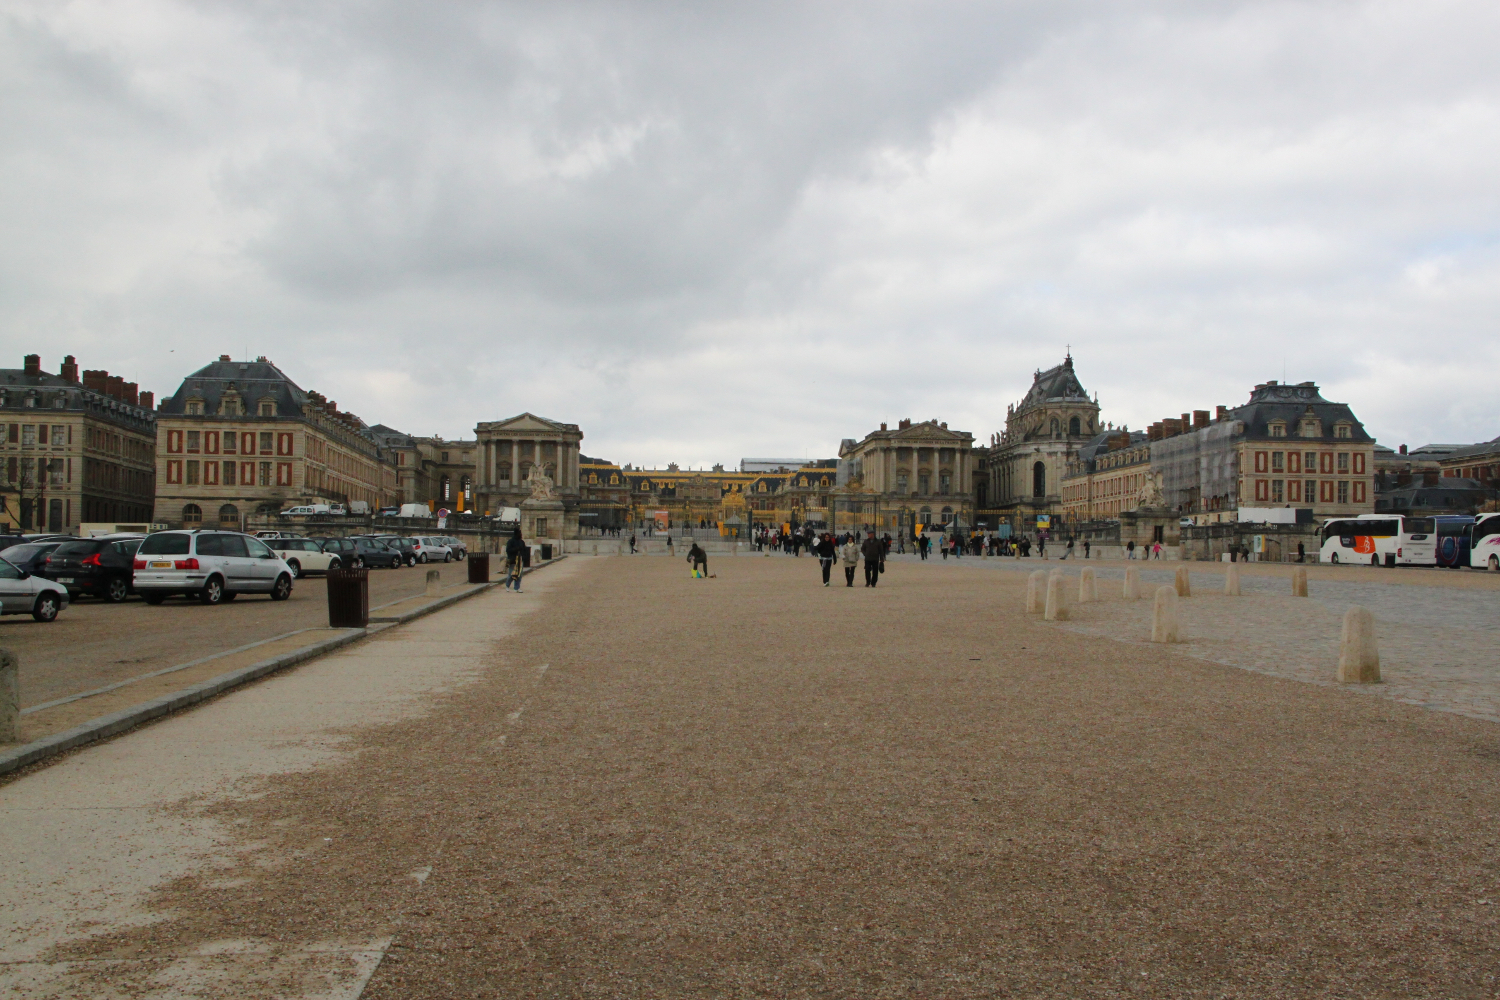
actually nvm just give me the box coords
[1471,512,1500,571]
[1319,514,1436,567]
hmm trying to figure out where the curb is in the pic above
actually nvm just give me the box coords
[0,555,568,779]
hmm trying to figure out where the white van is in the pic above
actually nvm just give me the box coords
[133,530,295,605]
[398,503,433,519]
[347,500,370,515]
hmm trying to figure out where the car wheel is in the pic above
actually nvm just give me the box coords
[142,592,166,605]
[418,552,428,563]
[406,555,416,567]
[199,577,225,605]
[32,593,60,622]
[271,573,293,600]
[106,576,130,603]
[287,559,302,579]
[328,558,342,572]
[354,556,365,569]
[443,552,451,563]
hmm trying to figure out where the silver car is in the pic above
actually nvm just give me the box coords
[133,530,295,605]
[0,556,69,621]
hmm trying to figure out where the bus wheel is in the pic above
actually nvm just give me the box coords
[1491,555,1498,572]
[1371,555,1379,567]
[1330,553,1339,564]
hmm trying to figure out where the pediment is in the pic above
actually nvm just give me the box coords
[480,412,572,433]
[890,424,968,442]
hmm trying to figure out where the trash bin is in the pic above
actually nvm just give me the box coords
[540,543,553,560]
[326,567,369,628]
[467,552,490,584]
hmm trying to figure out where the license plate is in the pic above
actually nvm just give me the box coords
[151,561,173,569]
[57,577,74,584]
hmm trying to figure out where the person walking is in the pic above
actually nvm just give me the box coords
[1152,541,1162,560]
[1126,539,1134,559]
[861,530,885,587]
[1063,538,1074,560]
[1038,535,1047,559]
[504,526,526,592]
[686,541,708,577]
[839,534,860,587]
[815,533,836,586]
[917,532,928,560]
[1083,539,1091,559]
[629,533,637,554]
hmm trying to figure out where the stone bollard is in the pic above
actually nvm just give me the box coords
[1224,563,1241,596]
[0,648,17,743]
[1292,568,1308,597]
[1078,566,1097,603]
[1026,570,1047,613]
[425,569,441,597]
[1044,573,1068,621]
[1174,565,1191,598]
[1124,565,1141,600]
[1151,586,1179,643]
[592,543,598,556]
[1337,605,1381,683]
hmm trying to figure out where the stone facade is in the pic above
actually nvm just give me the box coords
[474,413,583,534]
[1061,430,1152,521]
[577,460,837,533]
[838,419,975,534]
[154,356,399,528]
[0,354,157,533]
[981,355,1101,531]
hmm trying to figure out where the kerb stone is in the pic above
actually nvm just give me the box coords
[1292,568,1308,597]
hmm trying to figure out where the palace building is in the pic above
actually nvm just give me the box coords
[575,459,839,533]
[153,356,399,528]
[0,354,157,533]
[837,418,976,534]
[1060,430,1151,521]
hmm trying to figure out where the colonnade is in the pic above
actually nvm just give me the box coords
[477,436,579,492]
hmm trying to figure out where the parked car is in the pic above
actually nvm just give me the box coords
[371,535,419,567]
[442,536,468,560]
[347,501,369,515]
[133,530,294,604]
[0,556,68,621]
[39,535,145,602]
[409,536,453,563]
[255,530,304,539]
[329,503,347,516]
[313,536,402,569]
[264,537,343,577]
[0,541,65,575]
[397,503,432,519]
[280,505,323,516]
[376,506,401,517]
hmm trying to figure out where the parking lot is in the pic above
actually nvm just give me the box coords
[0,561,476,709]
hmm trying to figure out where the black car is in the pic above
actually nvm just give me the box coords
[0,541,64,575]
[315,536,402,569]
[40,535,145,601]
[371,535,419,567]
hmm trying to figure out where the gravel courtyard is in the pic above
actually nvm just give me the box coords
[22,554,1500,998]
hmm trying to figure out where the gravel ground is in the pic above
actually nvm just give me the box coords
[50,556,1500,998]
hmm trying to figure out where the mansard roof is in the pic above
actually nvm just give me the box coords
[1230,381,1373,442]
[160,358,309,417]
[1017,354,1092,412]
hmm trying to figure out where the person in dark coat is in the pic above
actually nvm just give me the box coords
[686,542,708,577]
[815,533,836,586]
[861,531,885,588]
[504,526,526,592]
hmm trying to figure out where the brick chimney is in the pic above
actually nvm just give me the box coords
[106,375,125,400]
[880,422,887,431]
[59,355,79,382]
[1163,418,1183,437]
[83,369,108,394]
[1399,444,1407,455]
[1215,405,1229,422]
[1148,422,1163,441]
[1423,469,1440,487]
[1180,413,1191,430]
[1193,409,1210,429]
[139,391,155,410]
[219,354,232,362]
[23,354,40,376]
[123,381,139,405]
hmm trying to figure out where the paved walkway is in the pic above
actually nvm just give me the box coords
[3,556,1500,997]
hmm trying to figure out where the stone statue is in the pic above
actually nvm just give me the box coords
[526,465,559,501]
[1137,471,1166,509]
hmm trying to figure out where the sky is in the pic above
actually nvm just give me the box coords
[2,1,1498,468]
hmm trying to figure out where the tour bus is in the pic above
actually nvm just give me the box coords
[1471,512,1500,571]
[1434,514,1476,568]
[1318,514,1437,566]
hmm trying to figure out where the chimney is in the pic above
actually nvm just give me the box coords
[106,375,125,400]
[123,381,139,405]
[1423,469,1440,487]
[23,354,40,377]
[1163,418,1182,437]
[1148,423,1163,441]
[1180,413,1191,430]
[1399,444,1407,455]
[1193,409,1210,429]
[83,369,109,394]
[1397,470,1412,487]
[1215,405,1229,422]
[256,355,268,363]
[940,421,947,429]
[219,354,232,362]
[139,391,154,410]
[880,422,887,431]
[59,355,79,382]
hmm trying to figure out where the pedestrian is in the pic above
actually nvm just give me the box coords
[504,526,526,592]
[941,536,949,560]
[1038,535,1047,559]
[1083,539,1091,559]
[840,533,860,586]
[1063,538,1074,560]
[1126,539,1134,560]
[1297,541,1305,563]
[629,533,637,554]
[918,532,928,560]
[686,541,708,577]
[1152,541,1162,559]
[815,533,836,586]
[861,530,885,587]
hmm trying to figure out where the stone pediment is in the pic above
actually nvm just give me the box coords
[478,412,578,434]
[889,423,968,443]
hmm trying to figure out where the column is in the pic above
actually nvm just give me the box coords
[510,440,518,486]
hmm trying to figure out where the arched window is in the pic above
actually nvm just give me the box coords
[609,474,619,485]
[460,476,472,501]
[182,503,202,525]
[1032,461,1046,497]
[218,503,239,525]
[1069,416,1081,436]
[1050,418,1059,438]
[589,473,598,484]
[441,475,452,501]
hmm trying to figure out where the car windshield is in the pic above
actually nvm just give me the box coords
[0,543,46,559]
[52,540,102,557]
[139,533,192,555]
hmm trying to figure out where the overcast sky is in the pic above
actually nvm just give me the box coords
[2,1,1497,466]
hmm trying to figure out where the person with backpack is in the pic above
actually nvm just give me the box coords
[504,526,526,592]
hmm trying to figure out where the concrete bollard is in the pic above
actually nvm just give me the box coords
[592,543,598,556]
[1174,565,1191,598]
[1044,573,1068,621]
[425,569,441,596]
[0,648,16,743]
[1026,570,1047,613]
[1292,567,1308,597]
[1124,565,1141,600]
[1151,586,1179,643]
[1337,605,1381,683]
[1224,563,1241,596]
[1078,566,1097,603]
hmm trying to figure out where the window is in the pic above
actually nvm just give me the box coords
[641,481,651,491]
[610,474,619,485]
[52,425,65,448]
[224,461,236,485]
[940,473,951,494]
[1269,422,1286,437]
[260,432,274,454]
[589,473,598,484]
[1271,452,1284,472]
[1337,453,1349,473]
[186,430,200,453]
[185,399,204,415]
[1335,423,1352,439]
[182,503,202,525]
[258,400,276,417]
[260,461,272,486]
[897,474,908,492]
[223,432,236,454]
[219,504,239,525]
[1069,416,1081,436]
[1272,480,1284,503]
[186,460,200,485]
[442,451,450,463]
[1338,481,1349,505]
[1305,479,1316,503]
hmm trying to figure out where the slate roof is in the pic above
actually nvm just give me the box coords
[1229,381,1372,443]
[159,359,309,418]
[0,368,156,429]
[1374,477,1498,513]
[1017,355,1091,411]
[1444,435,1500,462]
